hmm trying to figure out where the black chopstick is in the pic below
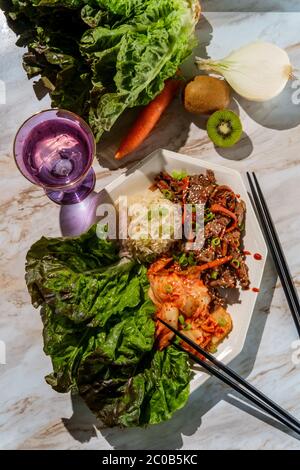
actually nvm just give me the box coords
[251,172,300,330]
[158,318,300,435]
[246,172,300,337]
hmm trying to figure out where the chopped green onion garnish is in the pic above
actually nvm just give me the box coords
[184,323,192,331]
[162,189,173,200]
[145,253,156,263]
[178,314,185,325]
[218,318,227,327]
[159,207,169,217]
[211,237,221,247]
[171,170,188,181]
[180,254,188,267]
[231,259,240,269]
[179,254,188,267]
[204,211,215,222]
[173,252,196,268]
[165,284,173,294]
[210,270,218,280]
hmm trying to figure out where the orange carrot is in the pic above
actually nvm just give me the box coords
[196,255,233,272]
[115,79,181,160]
[210,203,238,233]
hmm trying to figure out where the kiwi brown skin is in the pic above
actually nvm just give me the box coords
[184,75,231,115]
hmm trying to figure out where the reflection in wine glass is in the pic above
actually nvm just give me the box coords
[14,109,96,205]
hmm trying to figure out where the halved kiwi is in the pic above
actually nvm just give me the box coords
[207,110,242,148]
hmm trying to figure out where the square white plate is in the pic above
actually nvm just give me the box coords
[100,149,267,391]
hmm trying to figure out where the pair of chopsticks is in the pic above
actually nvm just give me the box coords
[159,317,300,435]
[157,172,300,435]
[247,172,300,337]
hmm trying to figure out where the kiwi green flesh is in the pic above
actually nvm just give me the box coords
[207,112,242,148]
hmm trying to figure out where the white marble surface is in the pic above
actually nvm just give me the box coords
[0,4,300,450]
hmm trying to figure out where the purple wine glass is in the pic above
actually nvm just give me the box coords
[13,109,96,205]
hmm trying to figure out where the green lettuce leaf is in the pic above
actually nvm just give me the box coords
[41,304,87,392]
[25,225,191,426]
[25,224,120,310]
[79,346,190,427]
[1,0,199,144]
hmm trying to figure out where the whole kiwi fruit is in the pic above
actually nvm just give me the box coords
[184,75,231,115]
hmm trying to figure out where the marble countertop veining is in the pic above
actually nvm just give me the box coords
[0,5,300,450]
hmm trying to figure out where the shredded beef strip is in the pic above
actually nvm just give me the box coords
[223,229,241,248]
[207,286,225,309]
[204,216,230,238]
[235,200,246,227]
[236,259,250,289]
[209,185,236,209]
[194,246,216,263]
[209,268,237,289]
[187,170,216,204]
[155,168,251,291]
[154,172,189,203]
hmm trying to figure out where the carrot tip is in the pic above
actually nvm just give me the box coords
[115,151,123,160]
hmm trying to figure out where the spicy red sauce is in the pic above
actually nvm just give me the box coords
[254,253,262,260]
[252,287,260,293]
[243,250,251,256]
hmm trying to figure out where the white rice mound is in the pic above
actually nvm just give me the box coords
[119,189,178,262]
